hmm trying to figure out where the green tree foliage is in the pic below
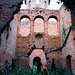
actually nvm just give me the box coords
[60,0,75,15]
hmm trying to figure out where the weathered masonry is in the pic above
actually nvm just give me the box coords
[0,0,75,75]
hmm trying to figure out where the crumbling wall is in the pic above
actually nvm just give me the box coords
[0,0,23,69]
[15,9,62,70]
[60,6,75,74]
[0,14,18,70]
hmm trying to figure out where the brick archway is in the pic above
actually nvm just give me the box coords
[29,49,46,70]
[66,55,72,74]
[33,57,41,72]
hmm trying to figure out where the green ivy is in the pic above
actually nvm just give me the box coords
[0,61,72,75]
[71,25,75,30]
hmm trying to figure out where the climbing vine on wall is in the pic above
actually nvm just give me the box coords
[71,25,75,30]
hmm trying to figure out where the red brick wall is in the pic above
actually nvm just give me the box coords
[47,51,61,69]
[0,1,74,73]
[15,9,61,70]
[16,36,30,57]
[48,36,61,49]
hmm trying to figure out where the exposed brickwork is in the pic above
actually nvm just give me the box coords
[14,9,61,71]
[60,6,75,74]
[16,36,30,56]
[0,0,75,75]
[17,9,60,50]
[29,49,46,70]
[47,51,61,69]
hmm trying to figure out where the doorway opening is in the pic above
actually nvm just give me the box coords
[66,55,72,74]
[33,57,42,72]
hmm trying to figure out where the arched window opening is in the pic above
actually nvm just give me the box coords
[34,18,44,33]
[33,57,42,72]
[66,55,72,74]
[48,18,59,36]
[48,18,57,23]
[21,18,30,25]
[19,17,30,36]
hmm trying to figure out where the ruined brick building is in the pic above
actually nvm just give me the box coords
[0,0,75,75]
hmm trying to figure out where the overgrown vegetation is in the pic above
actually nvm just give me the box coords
[0,67,69,75]
[60,0,75,15]
[0,61,70,75]
[71,25,75,30]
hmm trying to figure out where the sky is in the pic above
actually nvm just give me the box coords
[21,0,63,10]
[48,0,63,10]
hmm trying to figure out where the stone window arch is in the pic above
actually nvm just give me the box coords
[19,15,30,37]
[48,16,59,36]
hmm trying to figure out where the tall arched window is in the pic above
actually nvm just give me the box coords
[34,18,44,33]
[48,17,59,36]
[19,17,30,36]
